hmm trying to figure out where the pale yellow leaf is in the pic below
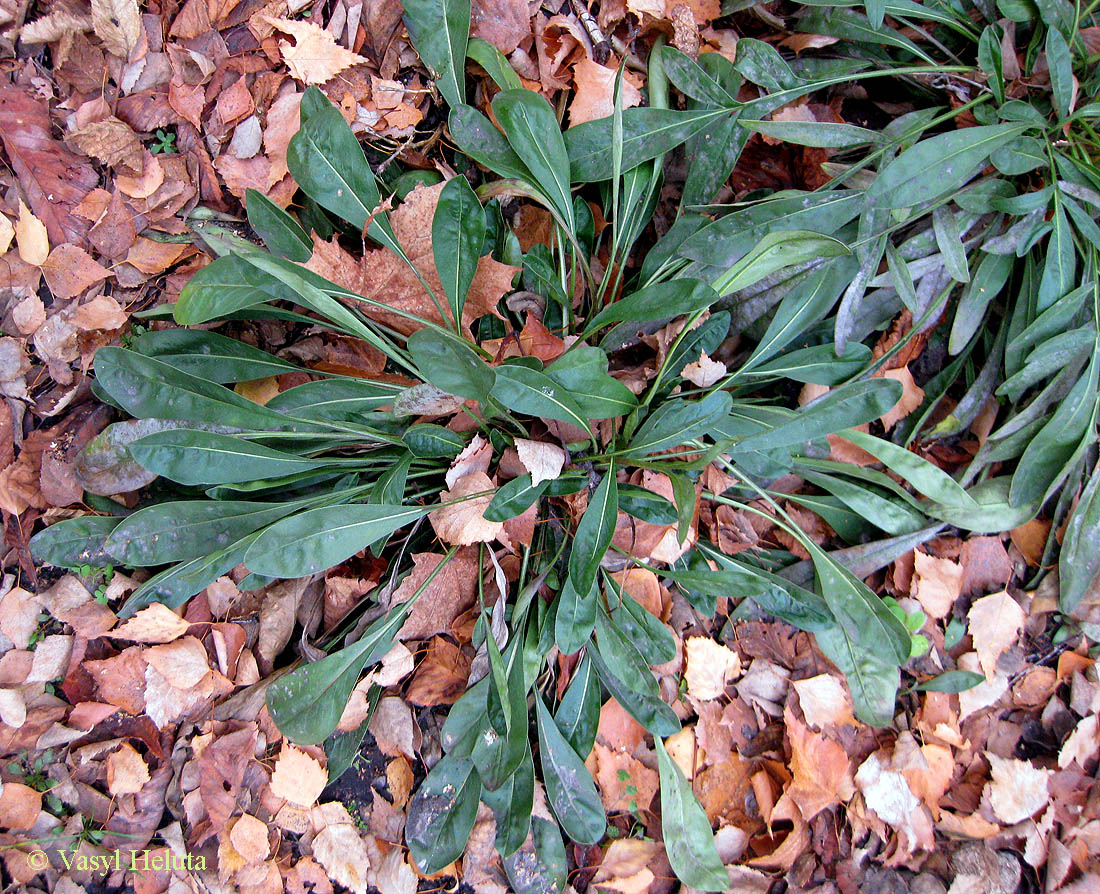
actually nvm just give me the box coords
[15,200,48,267]
[967,590,1025,679]
[985,754,1050,824]
[911,550,963,619]
[682,351,727,387]
[110,603,191,643]
[792,673,855,729]
[312,820,371,894]
[1058,714,1099,769]
[229,813,270,864]
[684,636,741,700]
[515,438,567,486]
[144,636,211,688]
[20,10,93,43]
[0,209,13,254]
[91,0,141,58]
[429,471,503,545]
[270,745,329,807]
[261,17,369,85]
[106,742,150,796]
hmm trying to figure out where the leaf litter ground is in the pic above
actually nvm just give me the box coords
[1,1,1099,893]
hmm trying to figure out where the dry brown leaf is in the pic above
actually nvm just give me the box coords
[15,200,48,266]
[569,56,642,127]
[1010,518,1050,566]
[855,750,934,854]
[404,636,470,706]
[471,0,532,54]
[21,9,94,43]
[12,295,46,335]
[879,366,924,431]
[42,246,113,301]
[1058,714,1099,768]
[368,696,416,759]
[270,745,329,807]
[911,550,963,619]
[26,634,73,682]
[230,813,271,864]
[261,17,369,85]
[792,674,855,729]
[515,438,566,486]
[430,471,503,545]
[684,636,741,700]
[144,636,211,688]
[591,839,661,893]
[68,116,144,174]
[446,433,493,488]
[0,781,40,830]
[395,549,479,640]
[91,0,141,57]
[682,351,727,387]
[109,603,190,643]
[0,587,41,650]
[591,743,659,814]
[984,754,1050,824]
[785,707,854,820]
[968,591,1025,680]
[106,742,150,795]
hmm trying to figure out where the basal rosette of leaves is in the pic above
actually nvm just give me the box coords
[30,0,1100,887]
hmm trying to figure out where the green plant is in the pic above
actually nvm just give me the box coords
[149,128,177,155]
[30,0,1100,888]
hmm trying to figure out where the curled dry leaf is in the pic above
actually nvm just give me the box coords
[855,750,934,854]
[879,366,924,431]
[785,706,854,820]
[429,471,503,545]
[109,603,191,643]
[911,550,963,619]
[684,635,741,700]
[515,438,567,486]
[682,351,727,387]
[792,673,856,729]
[270,745,329,808]
[261,17,369,85]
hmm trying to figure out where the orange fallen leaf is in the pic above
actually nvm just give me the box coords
[270,745,329,807]
[879,366,924,431]
[15,200,48,266]
[106,742,150,796]
[967,591,1025,679]
[110,603,191,643]
[911,550,963,619]
[569,56,642,127]
[229,813,270,864]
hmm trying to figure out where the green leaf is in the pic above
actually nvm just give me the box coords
[467,37,522,91]
[130,329,300,383]
[449,104,533,182]
[866,124,1028,209]
[482,745,534,857]
[949,250,1014,354]
[565,107,726,182]
[245,188,311,262]
[567,468,618,600]
[932,206,970,283]
[502,815,568,894]
[732,378,902,453]
[607,578,678,665]
[748,343,871,385]
[554,655,600,757]
[105,500,300,567]
[1060,460,1100,612]
[403,423,467,458]
[929,476,1039,532]
[589,647,681,736]
[267,604,407,744]
[740,118,879,148]
[534,693,606,845]
[128,430,327,485]
[486,474,549,522]
[406,754,482,874]
[325,707,377,782]
[407,327,496,401]
[1036,197,1076,312]
[402,0,469,108]
[30,515,122,569]
[267,378,403,420]
[712,229,850,297]
[175,253,302,324]
[594,608,659,697]
[662,47,740,106]
[815,625,898,726]
[585,278,719,335]
[546,347,639,419]
[289,86,397,250]
[733,38,805,92]
[913,670,985,693]
[806,542,910,665]
[433,175,484,329]
[837,430,977,508]
[555,574,597,658]
[654,736,729,892]
[617,483,678,525]
[244,503,431,578]
[1045,27,1073,119]
[93,347,310,433]
[473,641,529,790]
[493,90,574,229]
[625,391,733,458]
[491,366,591,434]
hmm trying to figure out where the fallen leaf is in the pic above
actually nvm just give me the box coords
[591,743,659,814]
[394,549,479,640]
[879,366,924,431]
[682,351,727,387]
[110,603,191,643]
[0,781,40,830]
[591,839,660,892]
[68,116,144,173]
[368,696,416,759]
[684,636,741,700]
[261,17,369,85]
[230,813,270,864]
[786,707,854,820]
[911,550,963,619]
[91,0,141,57]
[71,294,127,329]
[984,754,1050,824]
[404,636,471,706]
[15,200,48,266]
[144,636,211,688]
[1010,518,1050,567]
[270,745,329,807]
[855,750,934,854]
[0,210,12,254]
[515,438,567,486]
[569,56,642,127]
[792,674,856,729]
[968,591,1025,680]
[1058,714,1099,769]
[429,471,503,545]
[471,0,532,54]
[107,742,150,795]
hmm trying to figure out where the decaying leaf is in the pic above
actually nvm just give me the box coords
[429,471,503,545]
[968,591,1026,680]
[684,636,741,700]
[984,754,1051,824]
[261,17,369,85]
[91,0,142,57]
[15,200,48,266]
[515,438,567,486]
[270,745,329,807]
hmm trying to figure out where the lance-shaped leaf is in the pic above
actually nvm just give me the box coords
[128,430,329,485]
[406,754,481,874]
[130,329,300,383]
[407,327,496,401]
[567,467,618,599]
[624,391,733,458]
[432,175,484,328]
[245,188,311,262]
[1060,461,1100,612]
[534,693,606,845]
[491,366,591,434]
[584,278,719,335]
[31,515,122,569]
[402,0,469,109]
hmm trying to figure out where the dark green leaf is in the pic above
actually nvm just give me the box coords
[486,474,549,522]
[406,754,482,874]
[1060,460,1100,612]
[534,694,605,845]
[402,0,469,108]
[491,366,591,434]
[467,37,523,91]
[740,118,879,148]
[403,423,467,458]
[129,430,326,485]
[815,625,898,726]
[245,188,311,262]
[662,47,740,106]
[589,647,681,736]
[567,468,618,599]
[30,515,122,569]
[502,816,568,894]
[617,483,678,525]
[914,670,985,692]
[449,104,532,182]
[554,655,600,757]
[585,278,719,335]
[174,254,302,324]
[482,745,534,857]
[555,575,597,657]
[433,175,484,328]
[546,348,638,419]
[408,327,496,401]
[130,329,300,383]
